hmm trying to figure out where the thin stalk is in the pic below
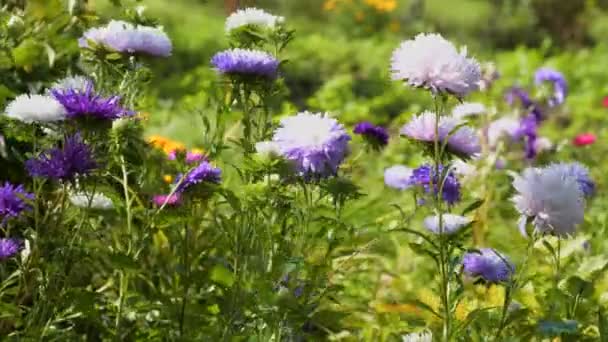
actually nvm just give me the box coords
[179,219,190,337]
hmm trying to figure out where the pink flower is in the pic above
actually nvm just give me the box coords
[153,194,181,207]
[603,97,608,108]
[573,133,596,147]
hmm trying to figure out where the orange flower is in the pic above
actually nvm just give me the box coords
[163,175,174,184]
[147,135,186,155]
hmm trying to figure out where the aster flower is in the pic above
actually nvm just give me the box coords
[353,121,389,149]
[505,87,542,121]
[272,111,351,177]
[168,149,207,164]
[0,183,33,224]
[451,102,486,119]
[451,159,477,179]
[401,331,432,342]
[462,248,514,283]
[410,164,461,205]
[384,165,413,190]
[176,160,222,192]
[514,114,539,159]
[255,141,281,157]
[153,194,181,207]
[0,238,22,260]
[26,134,96,181]
[547,162,595,197]
[211,49,279,79]
[51,81,132,121]
[51,76,91,92]
[512,166,585,237]
[487,116,519,148]
[573,133,596,147]
[80,20,172,57]
[534,68,567,107]
[225,7,284,33]
[69,192,114,210]
[4,94,66,123]
[390,33,481,98]
[400,111,480,158]
[424,214,471,235]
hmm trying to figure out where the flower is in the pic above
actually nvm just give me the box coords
[0,183,33,224]
[80,20,172,57]
[451,159,477,179]
[147,135,186,155]
[272,111,351,177]
[512,166,585,237]
[410,164,461,205]
[153,194,181,207]
[534,68,567,107]
[400,111,480,157]
[462,248,514,283]
[514,114,539,159]
[487,117,519,147]
[451,102,486,119]
[547,162,594,197]
[573,133,596,147]
[211,49,279,79]
[401,331,432,342]
[424,214,471,235]
[506,87,542,121]
[26,134,96,181]
[384,165,413,190]
[4,94,66,123]
[225,7,284,33]
[353,121,389,148]
[168,148,206,164]
[390,33,481,98]
[0,238,22,260]
[51,76,91,92]
[176,161,222,192]
[255,141,281,157]
[603,96,608,108]
[51,81,132,120]
[69,192,114,210]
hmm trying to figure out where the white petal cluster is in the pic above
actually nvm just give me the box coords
[487,116,519,148]
[51,76,91,92]
[424,214,471,235]
[452,102,486,119]
[512,166,585,237]
[255,141,281,157]
[402,331,432,342]
[69,192,114,210]
[4,94,66,123]
[225,7,284,33]
[391,33,481,97]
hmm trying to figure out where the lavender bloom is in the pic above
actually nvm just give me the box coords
[51,81,132,121]
[153,194,181,207]
[424,214,471,235]
[80,20,172,57]
[0,183,33,224]
[515,114,539,159]
[505,87,543,121]
[176,161,222,192]
[26,134,96,181]
[548,162,595,197]
[410,164,461,205]
[353,121,389,149]
[272,112,351,178]
[384,165,413,190]
[462,248,514,283]
[211,49,279,79]
[0,238,22,260]
[168,150,206,164]
[534,68,567,107]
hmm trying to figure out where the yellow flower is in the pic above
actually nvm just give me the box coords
[323,0,337,11]
[147,135,186,154]
[163,175,173,184]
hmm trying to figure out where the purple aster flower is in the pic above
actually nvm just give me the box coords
[0,238,22,260]
[534,68,567,107]
[211,48,279,79]
[0,183,33,224]
[513,114,539,159]
[547,162,595,197]
[272,112,351,178]
[153,194,181,207]
[168,149,206,164]
[26,134,97,181]
[462,248,514,283]
[410,164,461,205]
[176,160,222,192]
[80,20,172,57]
[51,81,133,121]
[505,87,543,121]
[353,121,389,149]
[400,111,480,158]
[384,165,413,190]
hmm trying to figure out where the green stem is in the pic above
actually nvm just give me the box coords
[179,219,190,337]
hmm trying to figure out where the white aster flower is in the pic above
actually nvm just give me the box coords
[50,76,91,92]
[384,165,413,190]
[402,331,432,342]
[452,102,486,119]
[4,94,66,123]
[391,33,481,98]
[69,192,114,210]
[424,214,471,235]
[487,116,519,148]
[451,158,477,179]
[534,136,553,153]
[225,7,284,33]
[512,166,585,237]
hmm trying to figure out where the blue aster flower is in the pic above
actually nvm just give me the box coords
[26,134,97,181]
[80,20,172,57]
[0,238,22,260]
[176,160,222,193]
[548,162,594,197]
[534,68,567,107]
[505,87,543,121]
[353,121,389,149]
[410,164,461,205]
[462,248,514,283]
[211,48,279,79]
[51,80,133,121]
[0,183,33,225]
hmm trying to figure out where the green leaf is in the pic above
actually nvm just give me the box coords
[599,310,608,342]
[577,255,608,280]
[108,253,138,271]
[12,39,44,68]
[210,264,234,288]
[461,199,484,215]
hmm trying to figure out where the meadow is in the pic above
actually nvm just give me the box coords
[1,0,608,340]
